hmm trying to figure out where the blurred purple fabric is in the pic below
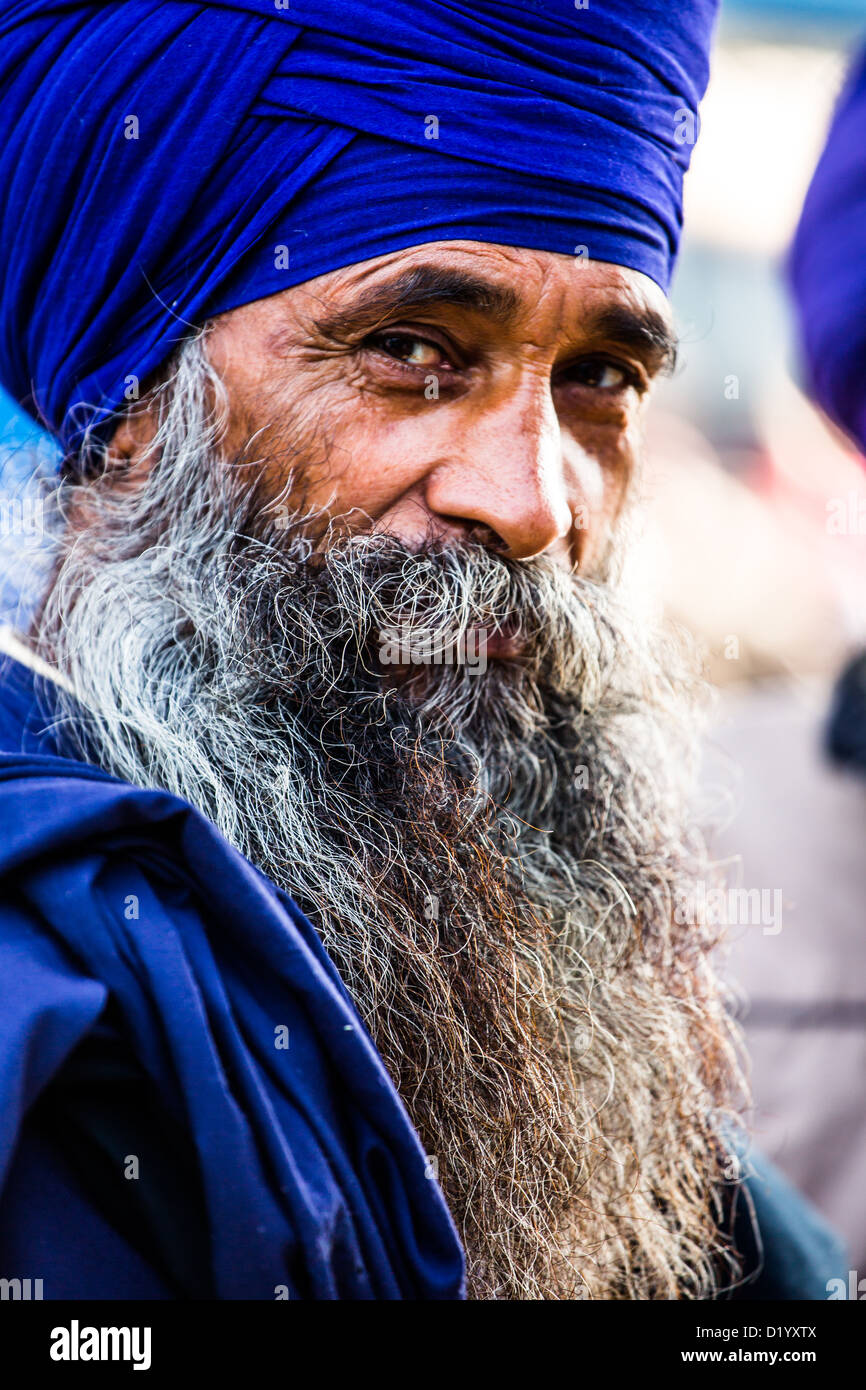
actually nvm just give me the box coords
[789,44,866,455]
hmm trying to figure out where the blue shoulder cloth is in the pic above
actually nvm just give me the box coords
[0,655,465,1300]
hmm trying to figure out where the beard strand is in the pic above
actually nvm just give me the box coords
[31,332,747,1299]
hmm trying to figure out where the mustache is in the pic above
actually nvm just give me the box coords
[221,526,640,708]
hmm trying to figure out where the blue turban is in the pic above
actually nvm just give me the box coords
[0,0,718,458]
[789,45,866,456]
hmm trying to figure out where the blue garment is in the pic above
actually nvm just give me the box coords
[725,1149,848,1301]
[0,650,465,1300]
[0,0,718,457]
[789,44,866,455]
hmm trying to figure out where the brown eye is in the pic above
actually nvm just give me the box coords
[564,357,636,391]
[369,332,446,369]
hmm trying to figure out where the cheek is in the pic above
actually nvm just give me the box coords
[247,366,441,517]
[560,420,639,559]
[567,417,638,509]
[560,434,610,529]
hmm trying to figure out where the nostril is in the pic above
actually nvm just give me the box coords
[464,521,508,553]
[430,513,508,554]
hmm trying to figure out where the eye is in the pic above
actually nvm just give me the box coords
[366,331,450,370]
[561,357,638,392]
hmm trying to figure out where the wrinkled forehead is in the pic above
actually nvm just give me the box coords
[209,239,676,367]
[306,241,670,322]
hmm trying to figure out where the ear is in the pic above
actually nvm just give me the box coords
[105,401,159,481]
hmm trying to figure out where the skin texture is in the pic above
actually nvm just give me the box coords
[110,240,676,575]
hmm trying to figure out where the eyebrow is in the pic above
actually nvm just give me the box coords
[311,264,521,339]
[311,262,677,374]
[582,304,678,375]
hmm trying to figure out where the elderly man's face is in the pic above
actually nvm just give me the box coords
[198,240,674,574]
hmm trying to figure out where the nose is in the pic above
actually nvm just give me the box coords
[422,372,574,562]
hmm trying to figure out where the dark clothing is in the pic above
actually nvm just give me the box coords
[0,649,464,1299]
[0,651,847,1298]
[726,1148,847,1300]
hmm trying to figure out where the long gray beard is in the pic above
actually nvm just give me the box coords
[32,334,746,1300]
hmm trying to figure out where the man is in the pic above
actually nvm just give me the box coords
[0,0,843,1300]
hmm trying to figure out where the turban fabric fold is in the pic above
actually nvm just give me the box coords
[789,45,866,456]
[0,0,718,456]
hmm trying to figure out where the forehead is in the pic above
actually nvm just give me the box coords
[245,238,672,337]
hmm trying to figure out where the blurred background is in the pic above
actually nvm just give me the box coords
[642,0,866,1277]
[1,0,864,1282]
